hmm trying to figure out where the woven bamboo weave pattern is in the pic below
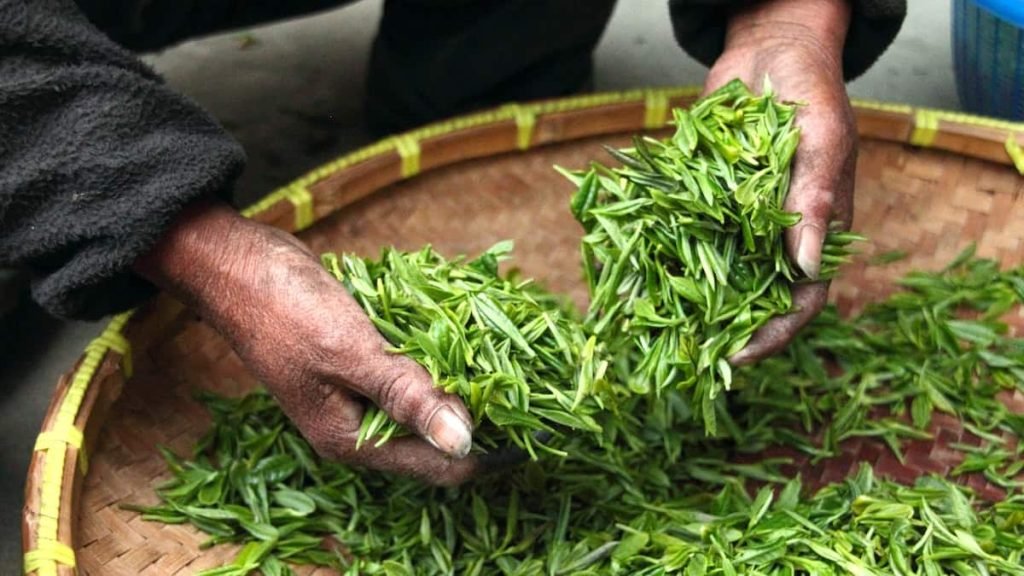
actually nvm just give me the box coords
[63,135,1024,574]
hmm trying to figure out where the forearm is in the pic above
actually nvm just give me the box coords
[131,199,300,337]
[668,0,905,81]
[133,200,245,314]
[726,0,851,54]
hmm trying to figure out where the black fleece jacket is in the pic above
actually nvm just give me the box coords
[0,0,906,320]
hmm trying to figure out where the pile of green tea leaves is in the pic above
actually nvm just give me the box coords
[562,79,859,434]
[138,248,1024,575]
[136,81,1024,574]
[319,242,610,457]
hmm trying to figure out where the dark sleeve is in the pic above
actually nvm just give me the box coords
[0,0,246,320]
[668,0,907,81]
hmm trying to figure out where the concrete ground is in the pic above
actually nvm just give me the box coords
[0,0,958,570]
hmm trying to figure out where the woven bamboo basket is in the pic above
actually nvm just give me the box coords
[21,86,1024,575]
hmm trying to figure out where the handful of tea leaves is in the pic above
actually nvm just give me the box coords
[562,79,859,434]
[320,242,609,458]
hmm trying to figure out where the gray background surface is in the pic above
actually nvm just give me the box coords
[0,1,958,571]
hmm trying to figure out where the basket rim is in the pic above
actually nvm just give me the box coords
[20,84,1024,576]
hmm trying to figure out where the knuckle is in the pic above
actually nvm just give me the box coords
[296,387,362,463]
[813,189,836,210]
[306,326,353,377]
[376,371,427,425]
[312,324,346,356]
[791,192,834,222]
[309,431,357,463]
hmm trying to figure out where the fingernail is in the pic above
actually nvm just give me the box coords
[426,406,473,459]
[796,225,824,280]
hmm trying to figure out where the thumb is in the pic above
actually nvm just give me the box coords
[783,120,855,280]
[337,330,475,459]
[789,221,826,281]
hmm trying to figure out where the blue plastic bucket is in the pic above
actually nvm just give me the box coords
[953,0,1024,120]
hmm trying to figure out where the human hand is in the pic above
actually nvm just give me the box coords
[704,0,857,365]
[135,201,477,486]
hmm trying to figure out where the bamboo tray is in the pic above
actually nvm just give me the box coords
[22,87,1024,575]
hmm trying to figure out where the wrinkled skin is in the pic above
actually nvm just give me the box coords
[706,0,857,365]
[135,201,478,486]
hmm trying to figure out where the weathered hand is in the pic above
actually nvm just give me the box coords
[704,0,856,365]
[135,201,477,486]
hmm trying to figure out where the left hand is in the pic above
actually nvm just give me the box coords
[134,201,479,487]
[704,0,857,365]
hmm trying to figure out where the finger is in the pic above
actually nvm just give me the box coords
[784,104,856,280]
[729,282,828,366]
[320,291,475,459]
[288,381,478,487]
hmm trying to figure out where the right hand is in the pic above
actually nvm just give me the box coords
[135,200,478,486]
[703,0,857,366]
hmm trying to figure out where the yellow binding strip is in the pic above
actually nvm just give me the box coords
[393,135,422,178]
[34,421,87,475]
[910,107,1024,147]
[854,99,1024,171]
[910,109,940,147]
[241,184,315,231]
[24,542,76,574]
[503,104,537,150]
[644,90,670,129]
[917,108,1024,132]
[240,189,286,219]
[1006,134,1024,175]
[850,99,913,115]
[86,322,132,378]
[27,311,133,575]
[283,185,315,231]
[34,424,82,452]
